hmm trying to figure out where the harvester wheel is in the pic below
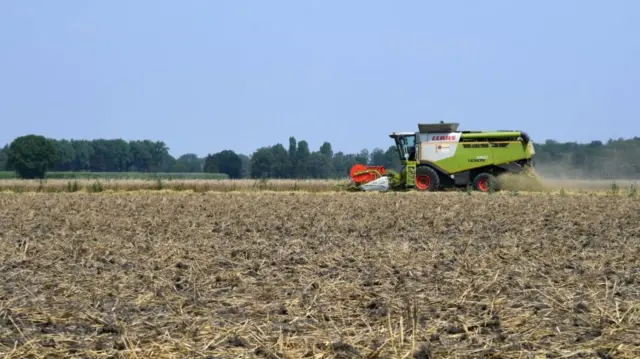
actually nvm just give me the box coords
[416,166,440,191]
[473,173,498,192]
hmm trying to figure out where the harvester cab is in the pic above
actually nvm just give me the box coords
[349,122,541,192]
[389,132,417,162]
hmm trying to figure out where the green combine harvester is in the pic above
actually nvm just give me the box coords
[349,122,541,192]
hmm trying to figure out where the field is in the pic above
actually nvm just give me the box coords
[0,176,637,194]
[0,171,229,180]
[0,178,341,193]
[1,188,639,358]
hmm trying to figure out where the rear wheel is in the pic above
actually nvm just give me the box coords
[415,166,440,191]
[473,173,498,192]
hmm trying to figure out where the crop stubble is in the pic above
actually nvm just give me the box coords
[0,192,639,358]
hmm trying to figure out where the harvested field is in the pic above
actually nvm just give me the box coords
[1,191,639,358]
[0,176,637,194]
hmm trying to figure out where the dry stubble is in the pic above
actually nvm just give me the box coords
[0,192,639,358]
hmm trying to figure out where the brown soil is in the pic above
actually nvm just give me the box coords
[1,192,639,358]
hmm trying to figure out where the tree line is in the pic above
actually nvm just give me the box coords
[1,134,639,179]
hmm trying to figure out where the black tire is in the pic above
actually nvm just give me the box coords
[415,166,440,191]
[473,172,499,192]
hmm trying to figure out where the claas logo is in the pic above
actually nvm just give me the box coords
[431,135,457,141]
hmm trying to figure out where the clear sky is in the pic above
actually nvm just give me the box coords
[1,1,639,157]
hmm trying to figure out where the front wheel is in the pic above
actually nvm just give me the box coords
[415,166,440,191]
[473,173,499,192]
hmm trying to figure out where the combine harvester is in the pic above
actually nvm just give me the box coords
[349,122,542,192]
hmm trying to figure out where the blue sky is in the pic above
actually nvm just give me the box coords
[1,1,639,157]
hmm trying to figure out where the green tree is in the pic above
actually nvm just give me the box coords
[384,145,402,171]
[250,147,275,178]
[306,151,323,178]
[111,139,131,171]
[149,141,170,172]
[332,151,348,178]
[160,153,176,172]
[205,150,243,179]
[270,144,290,178]
[203,153,219,173]
[71,140,93,171]
[6,135,59,179]
[239,154,251,178]
[53,139,76,171]
[129,140,153,171]
[295,140,310,178]
[369,148,386,166]
[318,142,334,177]
[0,145,8,170]
[173,153,203,172]
[288,136,297,177]
[89,139,112,171]
[355,149,370,165]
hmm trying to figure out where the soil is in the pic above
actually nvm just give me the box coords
[0,191,639,358]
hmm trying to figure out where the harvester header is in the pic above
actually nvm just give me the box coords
[350,122,539,192]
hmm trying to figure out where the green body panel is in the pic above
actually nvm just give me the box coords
[431,145,493,173]
[429,140,534,174]
[459,131,521,139]
[492,142,535,165]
